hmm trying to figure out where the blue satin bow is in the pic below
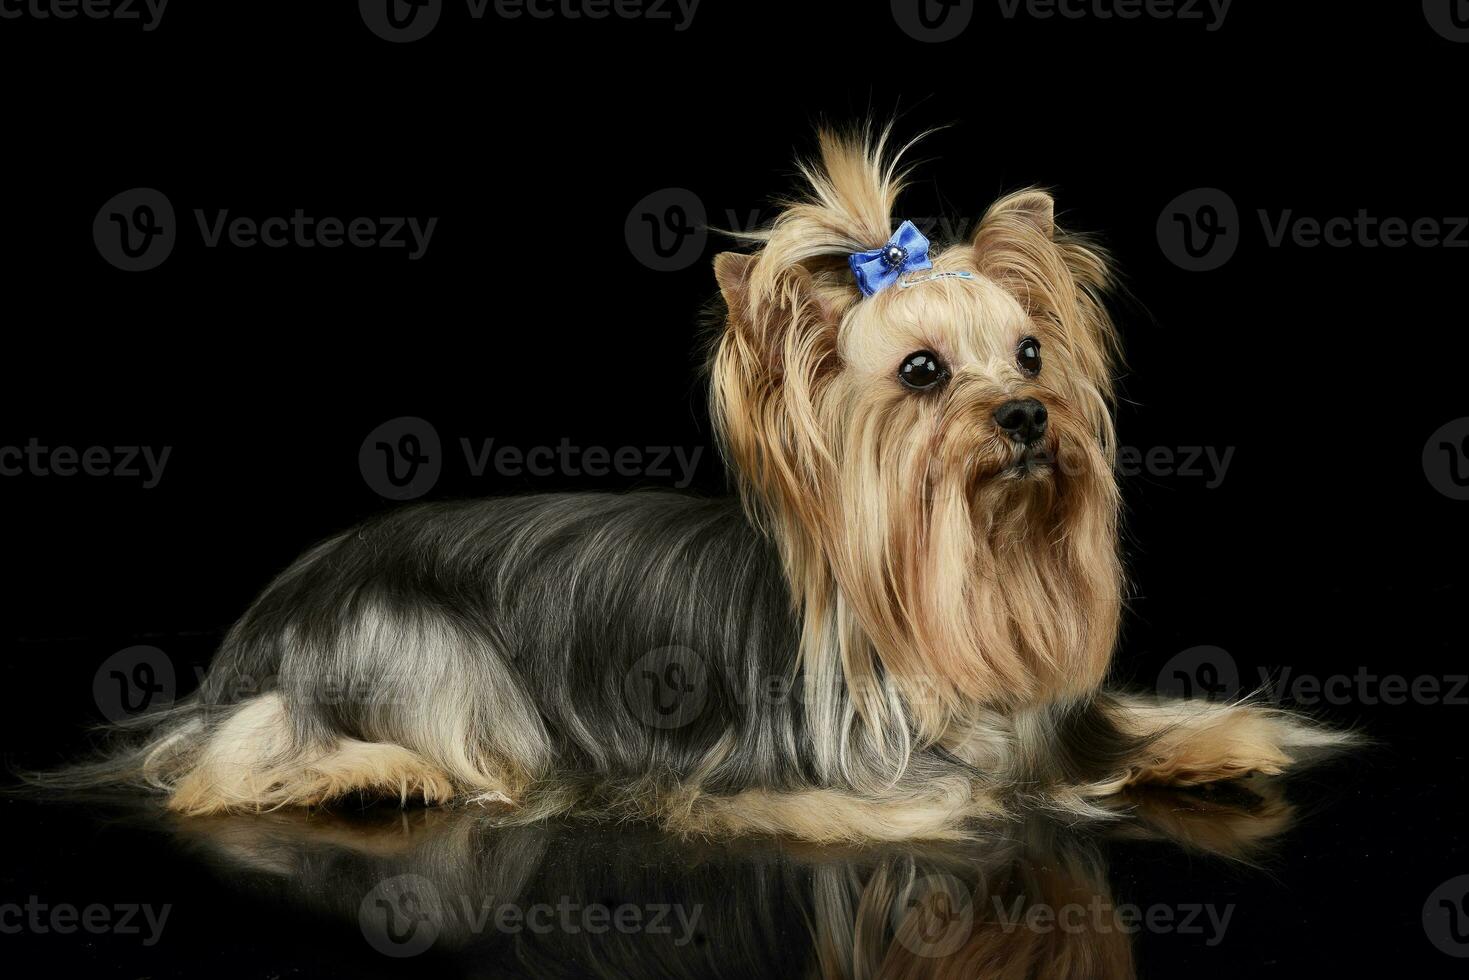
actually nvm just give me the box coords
[848,220,933,297]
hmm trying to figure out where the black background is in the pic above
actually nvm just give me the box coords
[1,1,1466,975]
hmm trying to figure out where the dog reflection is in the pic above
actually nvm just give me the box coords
[167,781,1293,978]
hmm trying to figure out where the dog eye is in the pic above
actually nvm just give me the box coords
[1016,337,1042,376]
[898,351,947,390]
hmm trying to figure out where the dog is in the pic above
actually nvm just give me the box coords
[41,124,1350,841]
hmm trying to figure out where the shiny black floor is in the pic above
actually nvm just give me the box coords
[2,737,1461,977]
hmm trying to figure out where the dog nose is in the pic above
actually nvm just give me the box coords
[993,398,1048,444]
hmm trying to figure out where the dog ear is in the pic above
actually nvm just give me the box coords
[971,188,1119,401]
[985,189,1055,240]
[714,251,754,315]
[972,188,1063,263]
[972,188,1104,290]
[710,250,844,529]
[712,250,844,379]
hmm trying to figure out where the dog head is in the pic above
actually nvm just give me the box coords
[710,126,1124,732]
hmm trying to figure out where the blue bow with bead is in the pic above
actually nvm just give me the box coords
[848,221,933,297]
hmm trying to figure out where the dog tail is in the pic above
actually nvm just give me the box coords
[11,696,213,801]
[1088,689,1364,792]
[14,533,346,805]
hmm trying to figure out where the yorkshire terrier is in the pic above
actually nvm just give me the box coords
[44,125,1350,841]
